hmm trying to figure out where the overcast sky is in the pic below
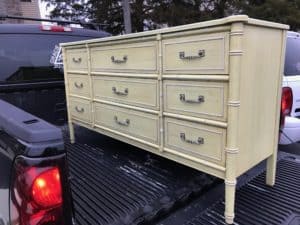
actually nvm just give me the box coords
[39,0,52,18]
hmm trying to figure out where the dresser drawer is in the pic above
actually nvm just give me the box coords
[69,97,92,123]
[162,32,229,74]
[68,75,91,98]
[164,118,226,165]
[90,41,158,73]
[93,76,159,109]
[65,48,88,72]
[94,103,159,144]
[163,80,227,121]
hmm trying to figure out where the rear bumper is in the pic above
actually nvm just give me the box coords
[279,116,300,144]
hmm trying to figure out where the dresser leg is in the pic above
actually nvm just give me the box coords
[266,153,277,186]
[225,179,236,224]
[69,122,75,144]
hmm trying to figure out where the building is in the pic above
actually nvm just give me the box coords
[0,0,41,23]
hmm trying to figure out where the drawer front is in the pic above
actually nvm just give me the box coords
[65,48,88,71]
[68,75,91,98]
[164,80,227,121]
[162,32,229,74]
[164,118,226,165]
[90,42,157,73]
[94,103,159,144]
[93,76,159,109]
[69,97,91,122]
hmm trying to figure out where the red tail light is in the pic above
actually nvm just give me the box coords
[281,87,293,126]
[32,168,62,209]
[10,157,67,225]
[40,25,72,32]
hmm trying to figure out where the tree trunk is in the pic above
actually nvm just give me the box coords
[122,0,132,33]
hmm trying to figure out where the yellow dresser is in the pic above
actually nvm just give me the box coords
[61,15,288,224]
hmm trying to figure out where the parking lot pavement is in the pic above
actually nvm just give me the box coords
[279,142,300,155]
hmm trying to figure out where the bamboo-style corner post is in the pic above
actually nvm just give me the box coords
[86,43,96,130]
[266,30,287,186]
[157,34,164,153]
[266,154,277,186]
[225,22,244,224]
[62,47,75,144]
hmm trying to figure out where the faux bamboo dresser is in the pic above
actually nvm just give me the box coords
[61,15,289,224]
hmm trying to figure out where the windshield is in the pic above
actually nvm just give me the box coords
[284,36,300,76]
[0,34,93,83]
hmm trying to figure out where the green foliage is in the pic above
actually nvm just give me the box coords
[42,0,299,34]
[237,0,300,30]
[43,0,91,21]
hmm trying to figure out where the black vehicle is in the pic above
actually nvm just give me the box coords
[0,20,109,225]
[1,17,300,225]
[0,22,108,125]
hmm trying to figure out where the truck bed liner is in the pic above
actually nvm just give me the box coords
[66,126,300,225]
[65,126,219,225]
[157,153,300,225]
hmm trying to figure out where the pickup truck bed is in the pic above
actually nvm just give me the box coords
[66,126,300,225]
[158,153,300,225]
[66,126,219,225]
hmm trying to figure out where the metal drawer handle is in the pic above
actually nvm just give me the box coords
[179,94,205,103]
[114,116,130,126]
[179,50,205,60]
[112,87,128,96]
[111,55,128,64]
[180,133,204,145]
[72,57,82,63]
[75,106,84,113]
[74,82,83,89]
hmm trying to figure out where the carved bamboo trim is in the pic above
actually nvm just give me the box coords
[94,124,159,148]
[229,50,243,56]
[66,70,88,74]
[157,34,164,152]
[163,147,226,172]
[230,31,244,36]
[94,99,159,115]
[90,71,158,78]
[68,94,90,100]
[224,22,244,224]
[225,179,237,186]
[163,112,227,128]
[62,48,75,142]
[228,100,241,107]
[86,44,96,128]
[225,147,239,154]
[163,75,229,81]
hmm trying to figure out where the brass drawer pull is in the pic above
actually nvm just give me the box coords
[179,50,205,60]
[180,133,204,145]
[179,94,205,103]
[111,55,128,64]
[72,57,82,63]
[114,116,130,126]
[112,87,129,96]
[74,82,83,89]
[75,106,84,113]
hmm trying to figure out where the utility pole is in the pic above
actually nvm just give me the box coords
[122,0,132,33]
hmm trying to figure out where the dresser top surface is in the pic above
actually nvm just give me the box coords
[61,15,289,47]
